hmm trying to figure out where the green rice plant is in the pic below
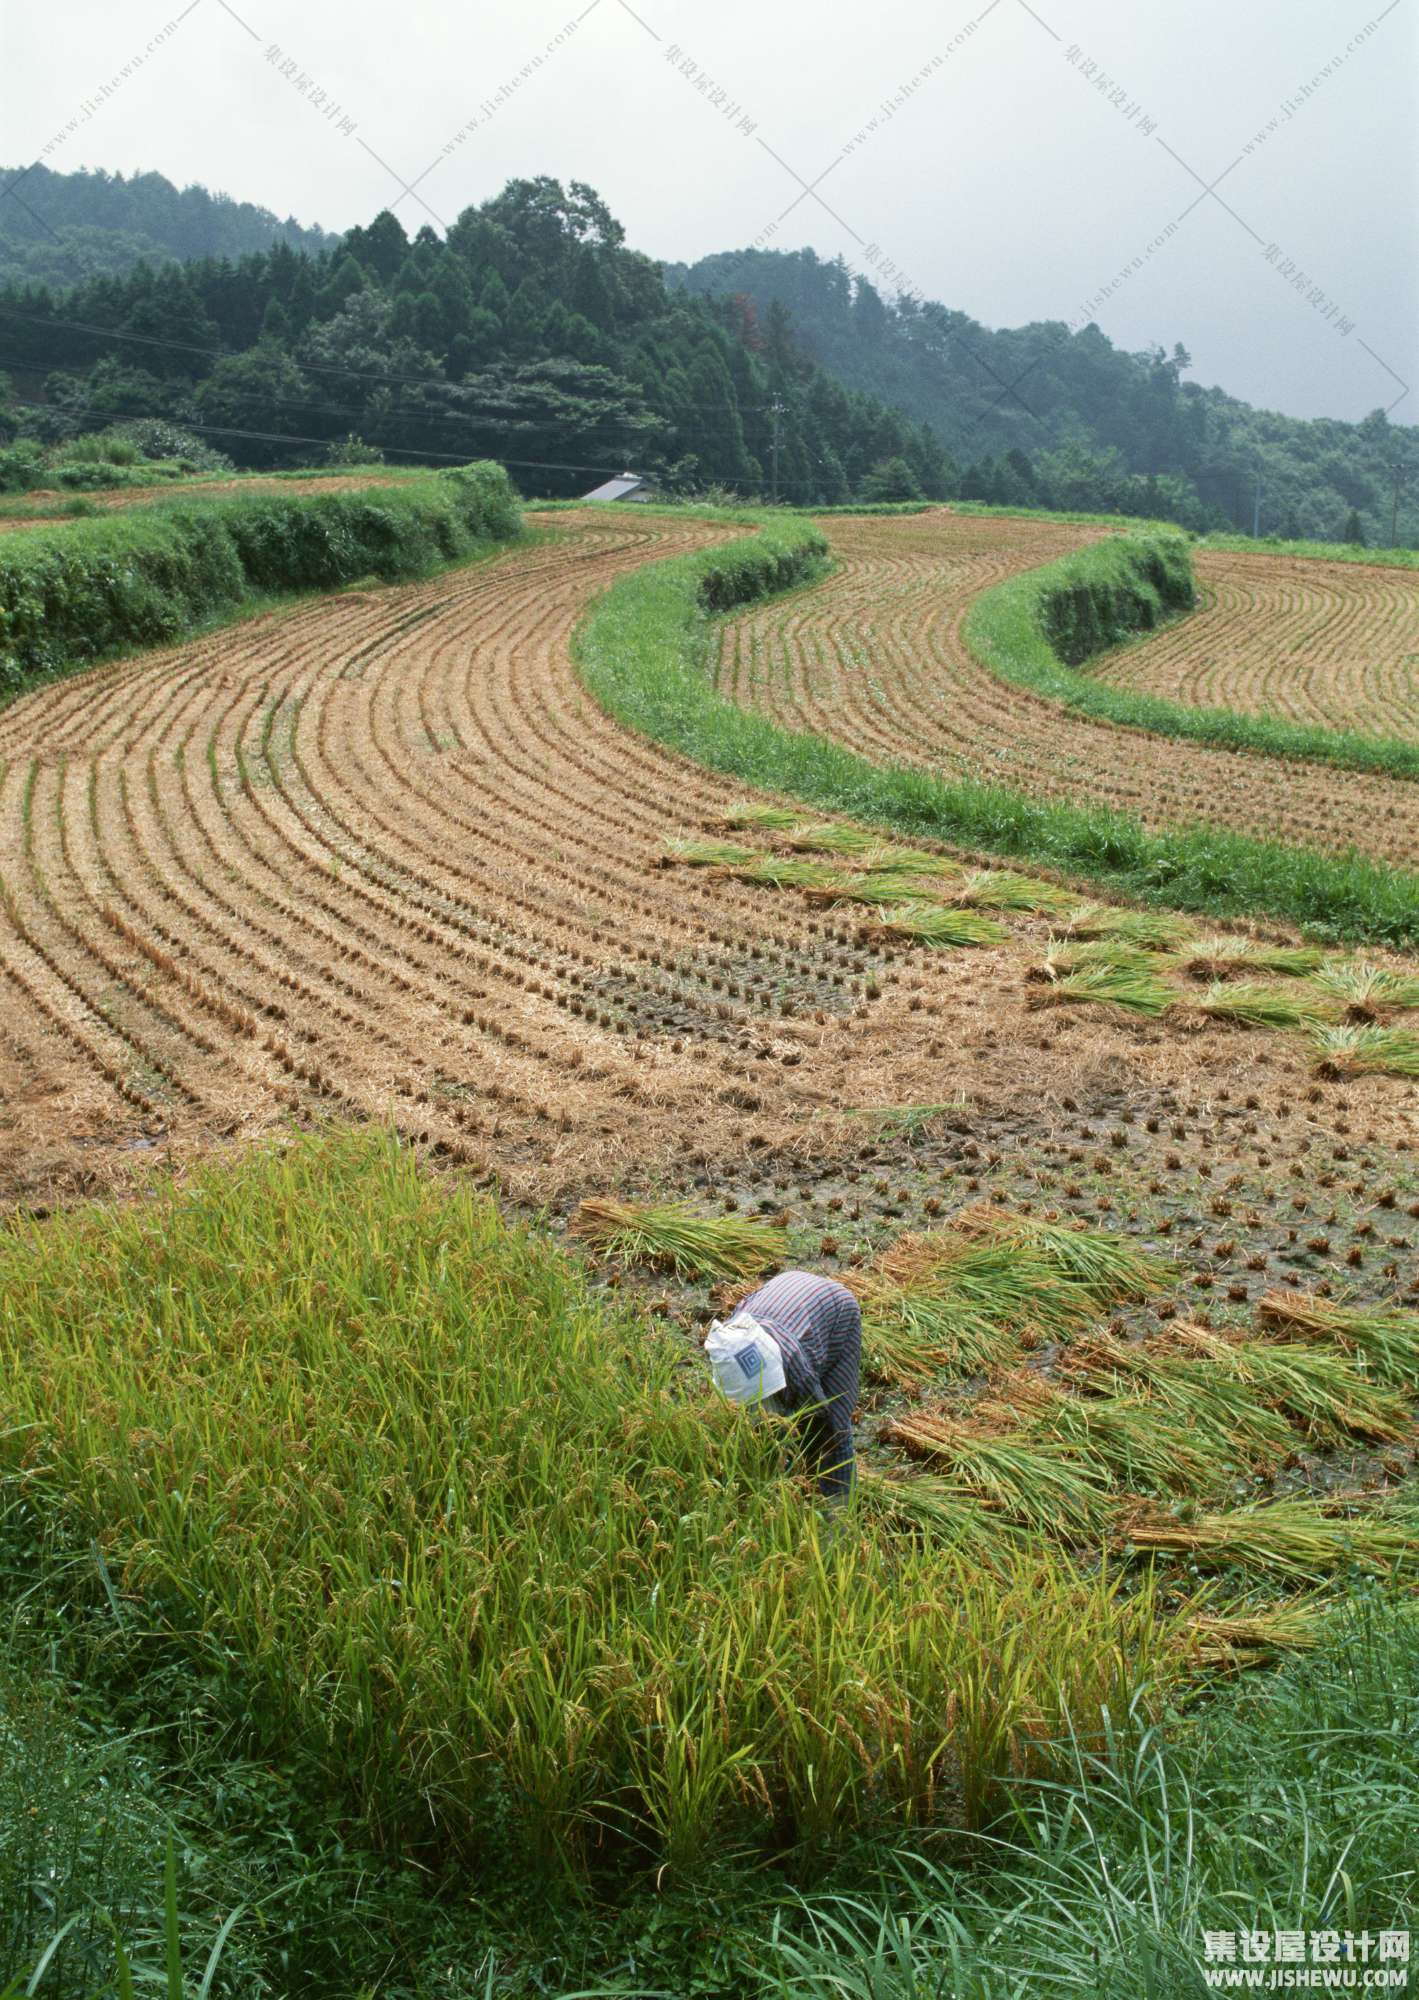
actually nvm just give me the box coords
[1061,904,1195,950]
[1118,1498,1419,1581]
[1191,980,1339,1029]
[1031,957,1176,1016]
[1159,1324,1410,1445]
[886,1414,1115,1539]
[1311,957,1419,1017]
[1177,935,1324,980]
[862,901,1007,948]
[660,838,763,868]
[1258,1289,1419,1391]
[1309,1021,1419,1079]
[952,870,1075,914]
[953,1206,1174,1308]
[713,801,800,830]
[570,1195,786,1280]
[844,1101,965,1143]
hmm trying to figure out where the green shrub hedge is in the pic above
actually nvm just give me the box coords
[0,460,521,697]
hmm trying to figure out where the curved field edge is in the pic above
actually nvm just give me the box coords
[965,532,1419,782]
[573,515,1419,947]
[0,461,523,704]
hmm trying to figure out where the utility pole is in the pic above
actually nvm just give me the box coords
[769,399,783,506]
[1252,468,1262,539]
[1390,460,1405,547]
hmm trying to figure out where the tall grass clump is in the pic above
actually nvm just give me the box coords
[574,517,1419,945]
[0,461,521,697]
[0,1131,1192,1875]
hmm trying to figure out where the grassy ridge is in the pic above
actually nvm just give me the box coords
[0,1131,1180,1877]
[968,532,1419,781]
[0,461,521,698]
[574,516,1419,947]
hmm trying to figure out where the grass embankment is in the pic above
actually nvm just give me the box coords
[968,531,1419,781]
[0,1131,1181,1886]
[0,461,521,700]
[574,515,1419,947]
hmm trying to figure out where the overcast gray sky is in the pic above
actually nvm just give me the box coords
[4,0,1415,424]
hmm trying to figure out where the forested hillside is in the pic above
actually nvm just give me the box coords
[0,179,950,502]
[668,247,1417,543]
[0,166,336,289]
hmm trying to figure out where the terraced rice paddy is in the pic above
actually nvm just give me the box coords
[1094,547,1419,740]
[716,510,1419,866]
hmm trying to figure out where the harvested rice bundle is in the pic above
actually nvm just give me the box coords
[856,1281,1017,1387]
[1178,935,1324,981]
[872,1233,1096,1348]
[1156,1323,1410,1445]
[861,902,1007,949]
[713,802,799,830]
[1061,904,1194,950]
[1032,938,1157,982]
[1186,1601,1327,1668]
[1311,958,1419,1019]
[571,1198,786,1281]
[1117,1498,1419,1581]
[1061,1333,1305,1473]
[1309,1022,1419,1080]
[821,869,946,906]
[1029,958,1176,1017]
[1258,1291,1419,1391]
[858,1467,1027,1566]
[661,839,764,868]
[952,1206,1173,1309]
[886,1412,1113,1538]
[1190,981,1339,1030]
[952,870,1075,915]
[732,855,846,892]
[781,820,885,857]
[982,1374,1228,1498]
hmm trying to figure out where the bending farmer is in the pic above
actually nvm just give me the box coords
[713,1270,862,1497]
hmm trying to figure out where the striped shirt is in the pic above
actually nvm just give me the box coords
[738,1270,862,1495]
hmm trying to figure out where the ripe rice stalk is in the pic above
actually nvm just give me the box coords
[856,1280,1021,1386]
[1311,958,1419,1019]
[1309,1022,1419,1080]
[1031,959,1175,1016]
[713,802,799,831]
[1061,904,1194,951]
[1192,981,1338,1030]
[1159,1324,1410,1445]
[952,870,1075,914]
[983,1376,1228,1498]
[886,1413,1114,1538]
[570,1197,786,1281]
[1117,1499,1419,1581]
[855,844,965,878]
[662,838,763,868]
[1258,1290,1419,1390]
[1178,935,1324,981]
[953,1206,1174,1308]
[862,901,1007,948]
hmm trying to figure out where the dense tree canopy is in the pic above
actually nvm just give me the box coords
[0,178,949,502]
[667,248,1418,542]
